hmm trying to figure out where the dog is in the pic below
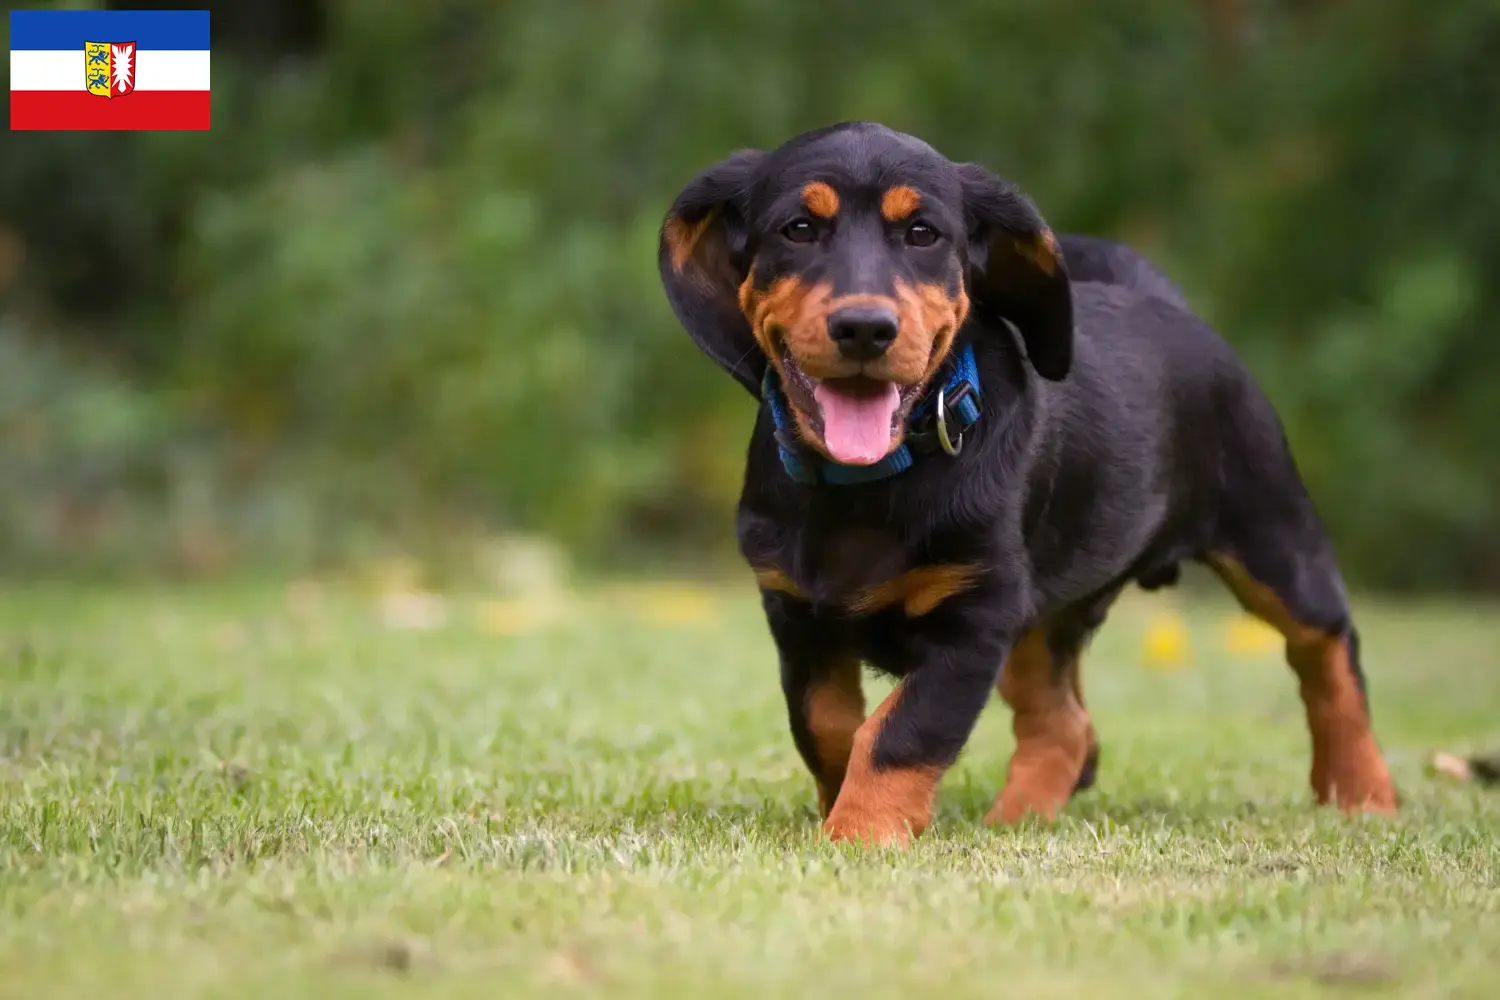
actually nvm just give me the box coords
[657,121,1397,845]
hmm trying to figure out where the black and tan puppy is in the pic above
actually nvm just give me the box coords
[658,122,1397,845]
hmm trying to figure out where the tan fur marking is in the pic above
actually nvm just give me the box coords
[1208,555,1323,644]
[801,181,840,219]
[753,566,807,599]
[845,564,981,618]
[664,213,715,273]
[805,657,866,816]
[906,279,971,385]
[737,273,756,321]
[985,628,1093,825]
[822,682,942,845]
[741,277,835,446]
[1013,228,1062,277]
[745,277,831,364]
[880,185,922,222]
[1207,554,1397,814]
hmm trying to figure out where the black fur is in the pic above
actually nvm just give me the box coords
[658,122,1387,823]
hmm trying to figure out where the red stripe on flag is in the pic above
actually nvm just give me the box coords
[10,90,210,131]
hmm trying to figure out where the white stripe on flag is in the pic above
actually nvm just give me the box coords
[10,50,211,92]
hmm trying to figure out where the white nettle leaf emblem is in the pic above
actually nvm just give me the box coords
[111,44,134,93]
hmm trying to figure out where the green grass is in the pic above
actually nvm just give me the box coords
[3,580,1500,999]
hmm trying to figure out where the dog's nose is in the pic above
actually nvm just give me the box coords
[828,306,899,361]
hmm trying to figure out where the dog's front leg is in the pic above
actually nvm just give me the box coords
[822,619,1011,847]
[765,592,867,818]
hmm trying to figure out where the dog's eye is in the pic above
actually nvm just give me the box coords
[905,221,940,248]
[782,218,817,244]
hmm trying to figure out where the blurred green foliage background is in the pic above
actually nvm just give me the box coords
[1,0,1497,588]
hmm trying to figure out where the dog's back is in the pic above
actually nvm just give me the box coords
[1025,236,1315,606]
[1061,234,1190,310]
[1014,238,1222,593]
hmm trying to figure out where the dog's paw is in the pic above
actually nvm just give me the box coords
[1314,735,1398,816]
[821,805,920,847]
[983,784,1068,826]
[985,730,1091,826]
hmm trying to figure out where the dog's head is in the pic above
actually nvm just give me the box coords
[659,122,1072,467]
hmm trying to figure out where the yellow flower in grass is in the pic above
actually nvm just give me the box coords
[1224,613,1281,656]
[1142,613,1191,671]
[475,599,555,636]
[610,582,720,625]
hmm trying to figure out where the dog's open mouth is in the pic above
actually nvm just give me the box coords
[778,350,923,466]
[811,377,902,464]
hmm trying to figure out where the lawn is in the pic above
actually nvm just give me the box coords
[2,578,1499,999]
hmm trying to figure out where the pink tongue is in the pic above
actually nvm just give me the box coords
[813,380,901,465]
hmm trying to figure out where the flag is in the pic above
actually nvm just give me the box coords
[10,10,210,130]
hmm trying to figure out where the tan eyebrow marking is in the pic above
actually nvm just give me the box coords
[801,181,840,219]
[881,185,922,222]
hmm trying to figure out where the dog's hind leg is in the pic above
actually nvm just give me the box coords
[1067,656,1102,795]
[1205,371,1398,812]
[985,598,1111,825]
[1204,539,1397,814]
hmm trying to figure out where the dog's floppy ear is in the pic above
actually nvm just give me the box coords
[659,150,767,396]
[957,163,1074,381]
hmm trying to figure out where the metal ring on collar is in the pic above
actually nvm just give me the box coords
[935,387,963,456]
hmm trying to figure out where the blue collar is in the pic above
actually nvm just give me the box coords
[761,343,982,486]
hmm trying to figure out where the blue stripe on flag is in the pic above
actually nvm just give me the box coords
[10,10,210,51]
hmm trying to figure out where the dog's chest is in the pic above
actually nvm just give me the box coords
[751,525,979,619]
[805,527,907,596]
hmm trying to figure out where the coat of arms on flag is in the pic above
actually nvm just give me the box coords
[10,10,209,130]
[85,41,137,99]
